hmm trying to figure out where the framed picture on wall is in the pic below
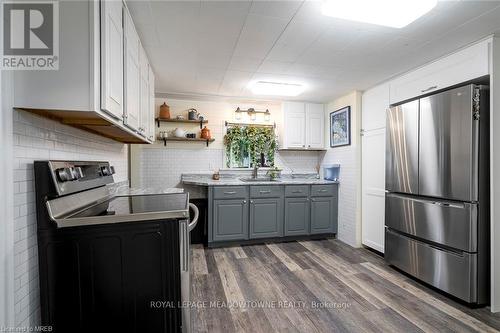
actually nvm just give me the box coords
[330,106,351,148]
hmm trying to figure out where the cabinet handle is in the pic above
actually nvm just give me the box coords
[243,200,247,204]
[224,191,236,194]
[308,145,311,148]
[421,85,438,93]
[311,199,315,202]
[259,190,271,194]
[292,190,302,193]
[250,200,254,204]
[318,189,327,192]
[302,145,305,147]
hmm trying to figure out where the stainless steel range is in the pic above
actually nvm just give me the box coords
[34,160,198,332]
[385,84,490,304]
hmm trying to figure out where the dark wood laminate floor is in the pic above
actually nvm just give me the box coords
[191,239,500,333]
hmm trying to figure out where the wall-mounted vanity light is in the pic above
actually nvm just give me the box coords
[234,107,271,122]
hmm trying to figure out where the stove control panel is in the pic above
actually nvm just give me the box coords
[46,161,116,196]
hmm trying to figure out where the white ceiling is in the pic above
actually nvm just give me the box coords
[127,0,500,103]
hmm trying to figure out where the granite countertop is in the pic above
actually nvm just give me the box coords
[181,173,339,186]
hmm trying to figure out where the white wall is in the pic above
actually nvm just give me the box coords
[490,36,500,313]
[323,91,362,248]
[11,108,128,327]
[131,98,324,189]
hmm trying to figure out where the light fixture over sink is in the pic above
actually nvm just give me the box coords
[321,0,437,28]
[250,81,305,97]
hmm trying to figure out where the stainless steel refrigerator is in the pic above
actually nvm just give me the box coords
[385,84,490,304]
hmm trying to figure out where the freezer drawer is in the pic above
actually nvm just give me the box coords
[386,100,419,194]
[385,229,478,303]
[419,85,478,201]
[385,193,477,252]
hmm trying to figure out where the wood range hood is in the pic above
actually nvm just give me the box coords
[15,108,150,144]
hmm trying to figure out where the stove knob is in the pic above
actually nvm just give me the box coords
[109,166,115,175]
[100,166,110,176]
[56,168,75,182]
[73,167,84,180]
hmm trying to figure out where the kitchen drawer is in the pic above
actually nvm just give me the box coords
[250,185,283,198]
[311,185,337,197]
[385,229,478,303]
[285,185,310,197]
[213,186,247,199]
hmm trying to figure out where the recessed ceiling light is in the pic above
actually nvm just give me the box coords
[321,0,437,28]
[250,81,305,97]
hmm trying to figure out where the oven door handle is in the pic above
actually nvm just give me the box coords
[188,203,199,232]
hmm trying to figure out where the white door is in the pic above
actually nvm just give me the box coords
[361,83,389,253]
[123,8,140,131]
[284,102,305,148]
[139,45,149,137]
[305,103,324,149]
[100,0,123,119]
[147,66,155,142]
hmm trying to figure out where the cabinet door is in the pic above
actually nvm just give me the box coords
[284,198,310,236]
[100,0,123,119]
[389,39,489,104]
[148,66,155,142]
[362,83,389,252]
[139,45,149,137]
[123,8,140,131]
[310,197,337,234]
[249,198,283,239]
[305,103,324,148]
[284,102,305,148]
[213,199,249,241]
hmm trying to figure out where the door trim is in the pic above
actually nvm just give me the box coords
[1,71,16,325]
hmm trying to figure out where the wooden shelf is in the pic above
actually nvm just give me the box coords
[160,137,215,147]
[156,118,207,129]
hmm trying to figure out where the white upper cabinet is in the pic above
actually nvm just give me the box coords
[12,0,155,144]
[283,102,325,150]
[123,8,140,131]
[100,0,124,119]
[390,39,490,105]
[283,102,306,148]
[305,103,325,149]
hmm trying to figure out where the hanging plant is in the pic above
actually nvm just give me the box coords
[224,125,277,168]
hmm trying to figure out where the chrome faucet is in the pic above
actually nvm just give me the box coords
[252,164,259,179]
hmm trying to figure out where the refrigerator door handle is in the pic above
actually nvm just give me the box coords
[386,193,465,209]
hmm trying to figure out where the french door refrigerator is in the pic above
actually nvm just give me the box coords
[385,84,490,304]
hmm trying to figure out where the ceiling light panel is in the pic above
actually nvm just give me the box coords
[321,0,437,28]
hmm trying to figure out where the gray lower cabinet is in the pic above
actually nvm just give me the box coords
[249,198,283,239]
[213,199,248,241]
[310,197,337,234]
[284,198,310,236]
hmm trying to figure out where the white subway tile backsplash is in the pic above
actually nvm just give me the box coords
[12,109,128,326]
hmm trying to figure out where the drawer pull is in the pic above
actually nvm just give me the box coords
[421,85,438,93]
[292,190,302,193]
[259,190,271,194]
[224,191,236,195]
[318,189,327,192]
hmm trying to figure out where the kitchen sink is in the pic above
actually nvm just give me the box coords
[239,177,281,182]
